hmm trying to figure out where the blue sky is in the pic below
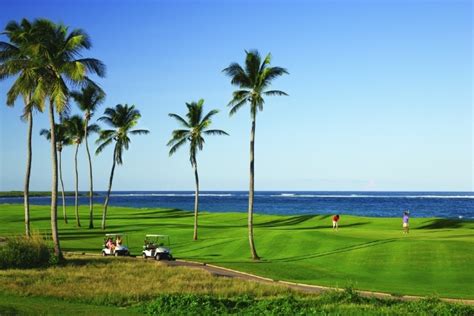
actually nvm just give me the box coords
[0,0,472,191]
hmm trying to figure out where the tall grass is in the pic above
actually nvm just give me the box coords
[0,232,54,269]
[0,255,296,306]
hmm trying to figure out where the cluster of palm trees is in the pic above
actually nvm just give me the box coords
[0,19,148,258]
[1,18,287,261]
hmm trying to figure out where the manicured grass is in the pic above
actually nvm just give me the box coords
[0,203,473,299]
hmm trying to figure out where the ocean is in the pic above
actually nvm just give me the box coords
[1,191,473,219]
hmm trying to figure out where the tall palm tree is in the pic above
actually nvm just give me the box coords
[25,19,105,257]
[65,115,100,227]
[40,123,72,224]
[96,104,149,230]
[167,99,228,240]
[223,50,288,260]
[70,85,105,228]
[0,19,44,237]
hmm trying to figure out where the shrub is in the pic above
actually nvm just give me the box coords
[0,233,53,269]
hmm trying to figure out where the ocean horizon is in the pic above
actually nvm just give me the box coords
[1,191,473,219]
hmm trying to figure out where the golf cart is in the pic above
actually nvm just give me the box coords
[102,233,130,256]
[142,234,173,260]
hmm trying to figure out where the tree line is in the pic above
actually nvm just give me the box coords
[0,18,288,261]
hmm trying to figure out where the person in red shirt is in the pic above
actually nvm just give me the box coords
[332,214,340,231]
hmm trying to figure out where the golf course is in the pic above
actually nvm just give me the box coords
[1,203,472,300]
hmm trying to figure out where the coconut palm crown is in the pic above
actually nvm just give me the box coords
[168,99,229,164]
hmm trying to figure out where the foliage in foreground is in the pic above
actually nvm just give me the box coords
[0,256,471,315]
[0,233,55,269]
[143,292,473,316]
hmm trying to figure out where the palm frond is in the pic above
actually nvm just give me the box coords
[263,90,288,96]
[203,129,229,136]
[95,137,113,155]
[168,137,187,156]
[168,113,190,128]
[130,129,150,135]
[229,97,248,116]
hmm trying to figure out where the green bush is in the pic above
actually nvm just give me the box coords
[0,234,54,269]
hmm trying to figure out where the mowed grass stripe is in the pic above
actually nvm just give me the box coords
[0,203,473,299]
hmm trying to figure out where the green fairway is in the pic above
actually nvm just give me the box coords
[0,203,473,299]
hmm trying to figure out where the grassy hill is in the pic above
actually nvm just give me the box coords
[0,203,473,299]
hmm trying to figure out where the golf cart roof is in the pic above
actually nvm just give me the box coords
[145,234,169,237]
[105,233,126,236]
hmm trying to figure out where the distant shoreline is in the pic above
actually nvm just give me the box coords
[0,191,96,198]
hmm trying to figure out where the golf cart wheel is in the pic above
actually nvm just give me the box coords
[102,251,106,257]
[142,253,147,259]
[155,254,161,261]
[114,252,119,257]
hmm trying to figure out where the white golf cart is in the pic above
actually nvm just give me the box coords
[142,234,173,260]
[102,233,130,256]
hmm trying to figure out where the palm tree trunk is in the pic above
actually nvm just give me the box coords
[58,148,67,223]
[248,112,260,260]
[48,100,62,258]
[84,117,94,229]
[74,144,81,227]
[23,110,32,237]
[102,146,117,230]
[193,158,199,241]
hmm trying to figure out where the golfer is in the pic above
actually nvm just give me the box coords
[332,214,340,231]
[403,211,410,234]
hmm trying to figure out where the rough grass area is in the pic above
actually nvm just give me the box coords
[0,256,472,315]
[0,204,473,299]
[0,256,296,306]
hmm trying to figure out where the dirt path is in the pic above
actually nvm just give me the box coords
[164,259,474,306]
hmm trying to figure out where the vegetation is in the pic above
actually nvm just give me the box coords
[168,99,228,240]
[1,18,106,258]
[0,19,45,237]
[95,104,149,229]
[0,191,95,198]
[0,204,472,299]
[142,292,473,315]
[223,50,288,260]
[40,123,72,223]
[71,84,106,229]
[0,255,471,315]
[0,233,53,269]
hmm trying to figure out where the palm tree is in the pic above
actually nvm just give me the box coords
[65,115,100,227]
[0,19,44,237]
[223,50,288,260]
[168,99,228,240]
[40,123,72,224]
[96,104,149,230]
[25,19,105,257]
[70,84,105,228]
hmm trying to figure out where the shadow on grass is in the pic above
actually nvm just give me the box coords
[416,219,466,230]
[255,215,317,228]
[273,222,370,231]
[273,238,399,263]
